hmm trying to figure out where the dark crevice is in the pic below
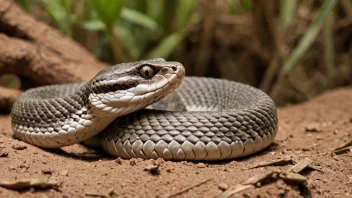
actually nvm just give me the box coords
[0,22,32,40]
[297,183,312,198]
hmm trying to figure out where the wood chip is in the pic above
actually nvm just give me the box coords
[244,157,293,169]
[279,172,307,183]
[0,179,60,189]
[287,157,313,173]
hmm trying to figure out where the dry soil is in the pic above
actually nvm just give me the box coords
[0,88,351,198]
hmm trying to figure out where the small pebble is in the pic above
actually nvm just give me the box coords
[59,170,69,176]
[41,168,53,174]
[0,149,8,157]
[108,187,115,196]
[115,157,123,165]
[305,123,321,132]
[144,164,160,175]
[130,159,137,166]
[196,163,207,168]
[153,158,165,166]
[8,165,17,170]
[218,183,229,191]
[12,144,27,150]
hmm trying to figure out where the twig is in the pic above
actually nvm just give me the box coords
[243,157,293,170]
[333,139,352,155]
[167,178,213,198]
[333,139,352,152]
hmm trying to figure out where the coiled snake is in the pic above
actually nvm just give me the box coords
[11,59,278,161]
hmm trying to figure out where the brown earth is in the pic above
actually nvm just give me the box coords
[0,88,351,198]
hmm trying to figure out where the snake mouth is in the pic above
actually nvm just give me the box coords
[88,60,185,116]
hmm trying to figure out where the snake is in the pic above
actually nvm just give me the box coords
[11,58,278,161]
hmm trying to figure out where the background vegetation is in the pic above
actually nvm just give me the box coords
[14,0,352,105]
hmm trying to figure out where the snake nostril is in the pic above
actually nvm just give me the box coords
[171,66,177,71]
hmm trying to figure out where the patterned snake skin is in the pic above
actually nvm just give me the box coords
[11,59,278,161]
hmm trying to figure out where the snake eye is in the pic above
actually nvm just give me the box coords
[140,66,155,78]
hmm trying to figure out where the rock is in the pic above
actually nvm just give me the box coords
[305,123,321,132]
[130,159,137,166]
[144,164,160,175]
[218,183,229,191]
[115,157,123,165]
[197,163,207,168]
[0,149,8,157]
[41,169,53,175]
[12,144,27,150]
[59,170,68,176]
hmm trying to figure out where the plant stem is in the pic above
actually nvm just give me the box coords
[323,12,335,78]
[280,0,297,30]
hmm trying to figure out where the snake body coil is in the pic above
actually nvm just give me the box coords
[11,59,278,161]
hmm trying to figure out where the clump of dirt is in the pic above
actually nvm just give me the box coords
[0,88,352,197]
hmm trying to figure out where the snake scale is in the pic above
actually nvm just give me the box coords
[11,59,278,161]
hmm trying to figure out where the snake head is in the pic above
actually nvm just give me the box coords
[88,58,185,116]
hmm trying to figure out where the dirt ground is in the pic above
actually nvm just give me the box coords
[0,88,352,198]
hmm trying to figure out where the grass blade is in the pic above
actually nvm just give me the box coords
[280,0,297,29]
[323,13,335,78]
